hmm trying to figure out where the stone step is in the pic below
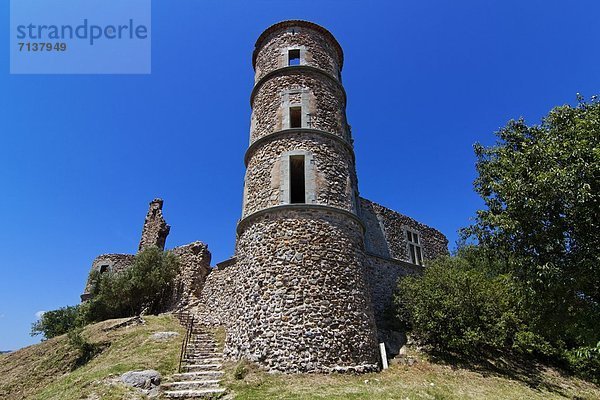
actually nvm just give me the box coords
[185,363,222,372]
[164,388,226,398]
[184,354,222,359]
[163,380,221,390]
[183,357,222,364]
[171,371,224,380]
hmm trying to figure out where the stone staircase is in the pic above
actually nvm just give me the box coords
[163,314,226,398]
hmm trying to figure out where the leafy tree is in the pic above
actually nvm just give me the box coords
[86,247,180,322]
[394,250,528,356]
[30,305,84,339]
[31,247,180,339]
[463,96,600,346]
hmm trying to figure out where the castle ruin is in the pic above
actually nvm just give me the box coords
[82,20,448,373]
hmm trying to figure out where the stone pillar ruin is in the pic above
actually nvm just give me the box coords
[138,198,170,252]
[227,20,380,372]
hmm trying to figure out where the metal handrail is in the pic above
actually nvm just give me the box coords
[178,314,195,373]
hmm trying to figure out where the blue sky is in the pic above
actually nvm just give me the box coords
[1,0,599,350]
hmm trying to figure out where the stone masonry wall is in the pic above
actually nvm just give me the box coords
[360,197,448,262]
[243,132,358,217]
[200,207,380,373]
[365,254,423,326]
[251,70,347,143]
[138,198,170,252]
[81,253,135,300]
[170,241,211,308]
[253,22,342,82]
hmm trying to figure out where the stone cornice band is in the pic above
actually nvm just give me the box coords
[237,204,366,235]
[250,65,346,108]
[244,128,355,167]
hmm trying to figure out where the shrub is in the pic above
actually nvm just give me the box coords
[86,247,180,322]
[67,327,104,367]
[564,344,600,384]
[30,305,84,339]
[394,254,527,355]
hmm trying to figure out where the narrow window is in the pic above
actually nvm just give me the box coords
[290,155,305,204]
[406,230,423,265]
[290,106,302,128]
[99,265,109,274]
[288,49,300,66]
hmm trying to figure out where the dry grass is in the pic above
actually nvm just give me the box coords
[0,314,185,400]
[223,355,600,400]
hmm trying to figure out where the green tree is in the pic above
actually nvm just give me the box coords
[30,305,84,339]
[395,250,528,356]
[463,96,600,347]
[86,247,180,322]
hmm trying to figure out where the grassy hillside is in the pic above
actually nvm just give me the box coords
[1,315,598,399]
[0,315,184,400]
[224,356,600,400]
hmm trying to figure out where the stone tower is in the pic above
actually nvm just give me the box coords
[230,20,380,372]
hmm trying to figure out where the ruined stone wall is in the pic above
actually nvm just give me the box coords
[250,71,347,143]
[243,132,357,217]
[81,253,135,301]
[360,198,448,262]
[170,241,211,308]
[220,207,379,372]
[138,198,170,252]
[196,262,237,327]
[253,20,342,82]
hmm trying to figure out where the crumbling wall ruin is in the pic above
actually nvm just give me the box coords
[138,198,170,252]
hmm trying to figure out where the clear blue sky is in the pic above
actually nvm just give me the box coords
[1,0,599,350]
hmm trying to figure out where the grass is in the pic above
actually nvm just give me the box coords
[2,318,598,399]
[222,353,600,400]
[0,314,185,400]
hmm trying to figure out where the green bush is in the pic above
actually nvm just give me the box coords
[67,327,104,367]
[30,305,84,339]
[31,247,180,340]
[86,247,180,322]
[394,253,528,355]
[564,344,600,384]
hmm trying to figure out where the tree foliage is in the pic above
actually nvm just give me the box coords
[31,247,180,340]
[30,305,84,339]
[462,97,600,346]
[86,247,180,322]
[395,249,530,356]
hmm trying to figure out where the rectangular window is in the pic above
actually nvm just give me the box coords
[290,155,306,204]
[99,265,109,274]
[288,49,300,66]
[290,106,302,128]
[406,230,423,266]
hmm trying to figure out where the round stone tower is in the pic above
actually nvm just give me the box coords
[231,20,379,372]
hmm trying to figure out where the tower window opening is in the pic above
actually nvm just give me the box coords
[288,49,300,66]
[290,155,306,204]
[99,265,109,274]
[290,106,302,128]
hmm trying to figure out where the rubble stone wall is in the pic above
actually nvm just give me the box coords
[359,197,448,262]
[243,131,357,217]
[138,198,170,252]
[170,241,212,308]
[365,253,422,326]
[214,207,380,372]
[250,70,347,143]
[81,253,135,300]
[253,20,342,82]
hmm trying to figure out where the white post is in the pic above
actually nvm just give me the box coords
[379,342,388,369]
